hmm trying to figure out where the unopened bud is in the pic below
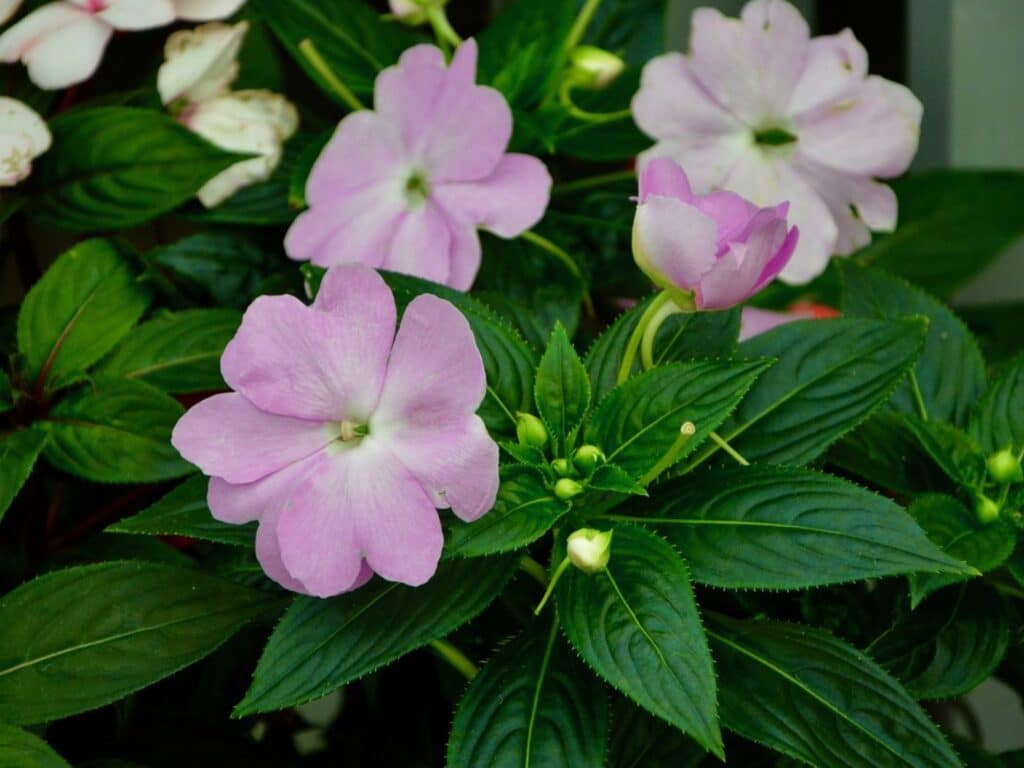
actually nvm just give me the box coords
[573,444,605,473]
[389,0,445,25]
[567,528,613,574]
[976,494,1001,525]
[551,458,573,477]
[554,477,584,501]
[567,45,625,90]
[987,449,1023,484]
[516,412,549,449]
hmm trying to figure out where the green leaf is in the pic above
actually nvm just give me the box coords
[587,463,647,496]
[96,310,240,394]
[855,171,1024,298]
[556,524,722,757]
[551,70,650,162]
[903,416,987,489]
[840,263,986,426]
[0,723,71,768]
[970,353,1024,454]
[17,240,150,393]
[477,0,577,108]
[107,475,256,548]
[445,466,567,558]
[869,584,1010,700]
[534,324,590,445]
[235,553,518,716]
[698,317,927,467]
[251,0,418,100]
[0,562,282,725]
[0,371,11,413]
[907,495,1014,605]
[706,614,964,768]
[0,428,47,524]
[586,360,769,480]
[447,620,607,768]
[607,700,705,768]
[41,376,191,483]
[287,127,331,209]
[28,108,240,231]
[623,465,976,590]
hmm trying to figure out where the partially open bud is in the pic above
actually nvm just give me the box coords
[567,45,625,90]
[987,449,1023,484]
[554,477,584,501]
[389,0,444,25]
[567,528,613,574]
[976,494,1001,525]
[551,458,573,477]
[573,444,605,474]
[516,412,549,449]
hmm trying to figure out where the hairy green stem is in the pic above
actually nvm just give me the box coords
[708,431,750,466]
[298,39,365,112]
[617,290,673,385]
[519,555,550,587]
[429,638,478,680]
[533,556,571,615]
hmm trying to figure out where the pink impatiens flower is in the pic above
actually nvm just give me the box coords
[738,301,839,341]
[285,39,552,291]
[633,157,797,310]
[631,0,922,284]
[171,265,499,597]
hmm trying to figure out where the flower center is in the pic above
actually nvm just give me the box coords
[403,171,431,209]
[753,127,798,147]
[339,420,368,442]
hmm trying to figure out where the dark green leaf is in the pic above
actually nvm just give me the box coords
[499,440,547,467]
[607,699,705,768]
[0,371,11,413]
[251,0,418,100]
[42,377,191,483]
[446,466,566,557]
[586,360,769,480]
[624,465,975,590]
[587,463,647,496]
[855,171,1024,298]
[903,416,987,489]
[695,317,926,467]
[0,428,46,524]
[907,495,1014,605]
[0,561,281,725]
[28,108,239,231]
[960,302,1024,366]
[447,620,607,768]
[551,69,650,162]
[235,553,518,715]
[96,310,240,394]
[840,263,986,426]
[707,614,963,768]
[869,584,1010,700]
[107,475,256,548]
[287,127,332,208]
[0,723,71,768]
[17,239,150,393]
[534,324,590,444]
[970,353,1024,454]
[556,524,722,757]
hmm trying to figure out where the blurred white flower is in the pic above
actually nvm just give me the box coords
[0,97,51,187]
[158,20,248,105]
[1,0,22,25]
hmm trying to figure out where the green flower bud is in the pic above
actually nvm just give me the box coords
[573,444,605,473]
[567,45,625,90]
[551,458,573,477]
[516,412,549,449]
[388,0,446,26]
[554,477,584,501]
[986,449,1023,484]
[976,494,1001,525]
[566,528,613,574]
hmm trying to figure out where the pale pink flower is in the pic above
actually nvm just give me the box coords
[0,0,245,90]
[285,39,552,291]
[172,265,499,597]
[631,0,922,284]
[633,157,797,310]
[0,97,51,186]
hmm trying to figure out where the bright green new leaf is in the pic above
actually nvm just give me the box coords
[969,353,1024,455]
[0,723,71,768]
[534,324,590,445]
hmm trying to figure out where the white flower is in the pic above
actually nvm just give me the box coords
[0,97,51,187]
[158,20,248,105]
[0,0,246,90]
[182,91,297,207]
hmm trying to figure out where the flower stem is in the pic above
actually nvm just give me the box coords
[558,79,633,123]
[552,169,636,197]
[426,5,461,53]
[533,556,572,615]
[909,370,930,422]
[520,230,596,320]
[564,0,603,54]
[640,298,687,370]
[519,554,550,587]
[639,420,696,485]
[298,39,365,112]
[429,638,478,680]
[708,431,750,466]
[617,290,673,385]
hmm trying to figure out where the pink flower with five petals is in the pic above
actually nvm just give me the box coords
[285,39,552,291]
[631,0,922,284]
[171,265,499,597]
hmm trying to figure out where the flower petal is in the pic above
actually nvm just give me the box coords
[0,132,35,186]
[171,0,246,20]
[697,217,792,309]
[382,204,452,286]
[788,29,867,115]
[795,76,922,178]
[637,136,750,195]
[255,506,312,594]
[98,0,174,30]
[373,293,486,430]
[432,153,551,238]
[632,196,718,290]
[172,393,338,484]
[443,215,482,292]
[638,155,694,203]
[0,3,86,61]
[688,0,810,126]
[207,450,324,524]
[0,0,22,25]
[20,13,111,90]
[0,96,50,154]
[157,20,247,104]
[386,415,498,522]
[221,291,395,422]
